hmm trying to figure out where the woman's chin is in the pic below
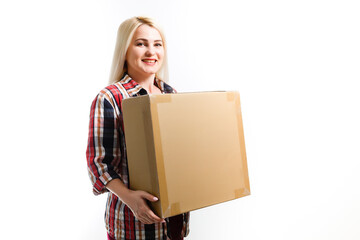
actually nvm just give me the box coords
[140,68,159,75]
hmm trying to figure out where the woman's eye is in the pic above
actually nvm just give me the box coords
[155,43,163,47]
[136,42,144,46]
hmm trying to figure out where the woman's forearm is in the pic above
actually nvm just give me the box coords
[106,178,132,203]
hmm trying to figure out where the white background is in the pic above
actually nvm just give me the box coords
[1,0,359,239]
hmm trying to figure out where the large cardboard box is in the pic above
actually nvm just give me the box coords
[122,91,250,218]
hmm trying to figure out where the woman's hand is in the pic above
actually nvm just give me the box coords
[124,190,165,225]
[106,179,164,224]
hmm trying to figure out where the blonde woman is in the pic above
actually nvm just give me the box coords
[86,17,190,240]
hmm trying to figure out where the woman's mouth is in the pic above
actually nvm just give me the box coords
[142,59,157,65]
[142,59,156,63]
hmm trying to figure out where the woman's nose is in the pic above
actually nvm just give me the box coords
[145,46,155,56]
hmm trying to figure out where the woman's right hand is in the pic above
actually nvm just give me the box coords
[123,190,165,225]
[106,179,164,225]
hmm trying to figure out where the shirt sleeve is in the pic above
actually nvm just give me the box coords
[86,92,122,195]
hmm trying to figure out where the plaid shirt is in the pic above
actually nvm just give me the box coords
[86,74,190,239]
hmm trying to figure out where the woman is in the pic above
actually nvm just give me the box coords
[86,16,190,240]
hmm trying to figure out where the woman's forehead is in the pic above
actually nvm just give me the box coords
[133,24,162,41]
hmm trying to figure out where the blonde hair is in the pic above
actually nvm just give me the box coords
[108,16,169,84]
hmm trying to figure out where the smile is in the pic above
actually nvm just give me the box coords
[142,59,157,63]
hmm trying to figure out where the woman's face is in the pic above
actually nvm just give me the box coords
[126,24,164,78]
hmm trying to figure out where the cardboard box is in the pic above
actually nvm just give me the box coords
[122,91,250,218]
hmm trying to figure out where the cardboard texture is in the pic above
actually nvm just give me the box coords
[122,91,250,218]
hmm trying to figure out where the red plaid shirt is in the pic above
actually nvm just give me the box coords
[86,74,190,239]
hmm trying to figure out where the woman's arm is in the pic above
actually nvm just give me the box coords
[87,91,163,224]
[87,93,122,195]
[106,179,165,224]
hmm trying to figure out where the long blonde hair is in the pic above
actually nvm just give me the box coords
[108,16,169,84]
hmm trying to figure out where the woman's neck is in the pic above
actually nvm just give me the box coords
[127,71,158,94]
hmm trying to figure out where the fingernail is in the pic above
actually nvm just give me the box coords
[153,197,158,201]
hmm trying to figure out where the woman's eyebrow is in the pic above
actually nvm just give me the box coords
[135,38,162,42]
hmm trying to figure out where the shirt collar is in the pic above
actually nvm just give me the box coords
[118,73,175,97]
